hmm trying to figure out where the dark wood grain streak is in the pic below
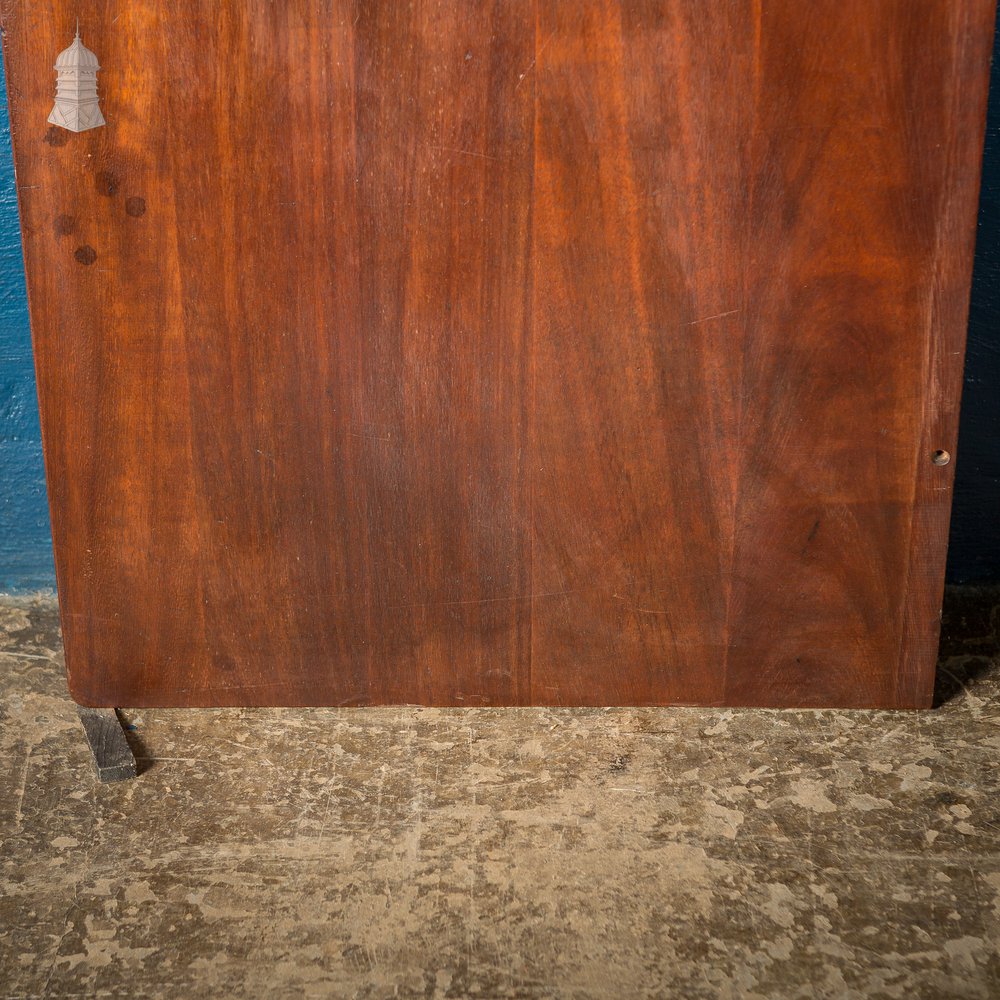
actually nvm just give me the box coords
[1,1,994,707]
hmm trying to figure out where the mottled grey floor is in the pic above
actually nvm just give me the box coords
[2,592,1000,999]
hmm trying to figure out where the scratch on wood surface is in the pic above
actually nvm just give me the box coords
[426,144,499,162]
[515,32,556,90]
[684,309,741,327]
[612,594,672,616]
[388,590,573,611]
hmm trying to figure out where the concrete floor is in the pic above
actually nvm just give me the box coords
[2,594,1000,999]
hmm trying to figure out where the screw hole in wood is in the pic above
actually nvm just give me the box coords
[932,449,951,467]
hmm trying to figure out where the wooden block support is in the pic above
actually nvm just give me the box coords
[77,708,137,783]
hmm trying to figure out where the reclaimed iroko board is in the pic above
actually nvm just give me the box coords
[2,2,995,708]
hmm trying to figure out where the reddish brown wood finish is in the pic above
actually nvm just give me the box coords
[2,2,994,708]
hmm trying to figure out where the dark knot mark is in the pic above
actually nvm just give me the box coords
[125,196,146,218]
[95,171,120,197]
[74,245,97,266]
[54,214,76,238]
[43,126,69,148]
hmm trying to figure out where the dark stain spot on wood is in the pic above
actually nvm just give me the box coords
[95,171,120,197]
[800,518,821,556]
[43,126,69,147]
[125,196,147,218]
[213,652,237,674]
[54,214,76,238]
[74,245,98,266]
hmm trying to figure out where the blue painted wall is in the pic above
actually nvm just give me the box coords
[0,41,999,593]
[948,22,1000,585]
[0,58,54,593]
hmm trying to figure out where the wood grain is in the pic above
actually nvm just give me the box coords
[1,1,993,707]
